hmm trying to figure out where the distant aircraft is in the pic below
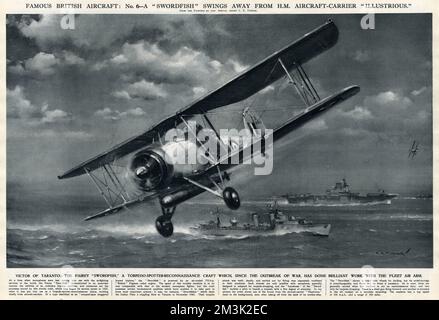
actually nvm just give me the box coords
[58,20,359,237]
[408,140,419,159]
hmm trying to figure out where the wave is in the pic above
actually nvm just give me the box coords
[398,197,432,200]
[7,224,248,246]
[7,222,84,234]
[94,224,158,236]
[389,214,432,221]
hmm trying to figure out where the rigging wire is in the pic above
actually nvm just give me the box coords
[243,59,281,123]
[202,105,304,115]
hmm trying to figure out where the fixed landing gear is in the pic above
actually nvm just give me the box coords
[155,216,174,237]
[223,187,240,210]
[155,183,240,237]
[155,206,176,237]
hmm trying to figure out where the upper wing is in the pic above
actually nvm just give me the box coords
[58,20,338,179]
[179,19,338,112]
[199,85,360,175]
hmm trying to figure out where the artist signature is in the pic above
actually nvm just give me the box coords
[376,248,411,256]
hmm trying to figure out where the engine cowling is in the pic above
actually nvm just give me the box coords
[129,149,173,191]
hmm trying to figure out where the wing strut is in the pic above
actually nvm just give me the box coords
[201,112,230,156]
[297,64,320,101]
[85,165,131,208]
[278,58,320,106]
[103,165,129,202]
[85,168,113,208]
[183,177,222,198]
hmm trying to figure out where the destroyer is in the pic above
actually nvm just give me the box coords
[283,178,397,205]
[191,205,331,237]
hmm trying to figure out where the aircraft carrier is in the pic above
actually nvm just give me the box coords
[191,205,331,237]
[283,179,398,205]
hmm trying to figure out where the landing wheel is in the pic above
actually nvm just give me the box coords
[155,215,174,237]
[223,187,240,210]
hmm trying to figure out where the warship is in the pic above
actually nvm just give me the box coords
[283,178,397,205]
[414,193,432,199]
[191,205,331,237]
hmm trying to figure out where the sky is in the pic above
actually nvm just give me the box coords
[6,14,432,203]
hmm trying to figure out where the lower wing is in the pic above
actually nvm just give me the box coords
[84,192,160,221]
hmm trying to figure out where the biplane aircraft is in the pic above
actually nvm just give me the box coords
[58,20,360,237]
[409,140,419,158]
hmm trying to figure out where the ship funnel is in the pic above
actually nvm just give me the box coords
[252,213,259,227]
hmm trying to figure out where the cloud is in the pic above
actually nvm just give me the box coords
[192,86,207,98]
[24,52,58,75]
[124,107,146,117]
[98,39,248,113]
[17,15,120,49]
[90,62,105,71]
[365,91,413,110]
[16,15,214,51]
[109,41,226,84]
[61,50,85,65]
[329,90,429,142]
[34,129,91,139]
[7,86,72,124]
[40,106,72,124]
[341,128,370,137]
[112,90,131,100]
[411,86,427,96]
[341,106,373,121]
[94,107,117,120]
[7,86,40,118]
[303,119,328,131]
[61,131,93,140]
[18,15,68,48]
[94,107,146,121]
[103,40,245,91]
[113,80,168,100]
[352,50,371,63]
[8,51,84,76]
[8,63,26,75]
[229,59,248,73]
[8,127,93,140]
